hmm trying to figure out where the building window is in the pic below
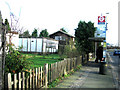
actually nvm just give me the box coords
[62,36,66,41]
[55,36,60,40]
[55,36,66,41]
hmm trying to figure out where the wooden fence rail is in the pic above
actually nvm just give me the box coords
[5,54,90,89]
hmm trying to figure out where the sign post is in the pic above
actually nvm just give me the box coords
[98,16,105,24]
[97,15,107,74]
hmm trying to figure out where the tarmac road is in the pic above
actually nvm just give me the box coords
[107,50,120,90]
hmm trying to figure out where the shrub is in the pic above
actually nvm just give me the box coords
[5,44,32,74]
[63,40,79,58]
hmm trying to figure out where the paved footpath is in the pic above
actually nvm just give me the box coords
[55,60,116,89]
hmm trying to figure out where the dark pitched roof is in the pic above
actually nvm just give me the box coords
[49,30,74,38]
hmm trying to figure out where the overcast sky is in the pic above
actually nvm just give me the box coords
[0,0,119,45]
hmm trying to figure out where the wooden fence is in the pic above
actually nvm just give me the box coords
[5,55,89,89]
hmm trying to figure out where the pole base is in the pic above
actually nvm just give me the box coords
[99,62,107,75]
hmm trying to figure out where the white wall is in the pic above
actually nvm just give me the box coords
[19,38,59,53]
[6,33,19,48]
[37,38,42,52]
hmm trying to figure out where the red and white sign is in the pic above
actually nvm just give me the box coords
[98,16,105,24]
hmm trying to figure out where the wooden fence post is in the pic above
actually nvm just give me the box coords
[53,63,55,80]
[32,69,35,88]
[50,64,53,82]
[58,62,61,76]
[45,63,48,88]
[68,59,70,73]
[14,74,17,89]
[18,72,22,89]
[57,62,59,77]
[60,61,62,76]
[26,76,29,89]
[55,62,57,79]
[8,73,13,89]
[30,69,32,88]
[22,72,25,89]
[48,64,51,83]
[38,67,40,88]
[64,60,67,75]
[40,66,42,87]
[35,68,38,88]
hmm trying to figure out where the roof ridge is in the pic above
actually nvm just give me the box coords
[49,30,74,37]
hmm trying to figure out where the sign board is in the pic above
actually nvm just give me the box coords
[46,40,57,48]
[103,50,106,58]
[96,25,106,38]
[103,42,106,47]
[98,16,105,24]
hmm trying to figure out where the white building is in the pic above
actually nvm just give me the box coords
[6,31,19,48]
[19,37,59,53]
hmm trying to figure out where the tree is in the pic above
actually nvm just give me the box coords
[32,28,38,38]
[4,4,24,45]
[39,29,49,38]
[75,21,96,54]
[60,28,67,33]
[19,30,31,38]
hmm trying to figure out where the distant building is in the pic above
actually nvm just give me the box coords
[49,30,75,45]
[19,37,58,53]
[0,31,19,48]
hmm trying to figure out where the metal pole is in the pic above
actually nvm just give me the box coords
[99,13,109,75]
[95,42,97,58]
[0,11,2,90]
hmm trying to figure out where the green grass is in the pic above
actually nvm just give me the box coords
[22,53,63,68]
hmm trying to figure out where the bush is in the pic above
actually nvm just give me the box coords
[62,39,79,58]
[5,44,32,74]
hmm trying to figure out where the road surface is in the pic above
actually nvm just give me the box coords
[107,50,120,90]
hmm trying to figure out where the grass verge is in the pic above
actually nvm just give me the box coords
[22,53,63,68]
